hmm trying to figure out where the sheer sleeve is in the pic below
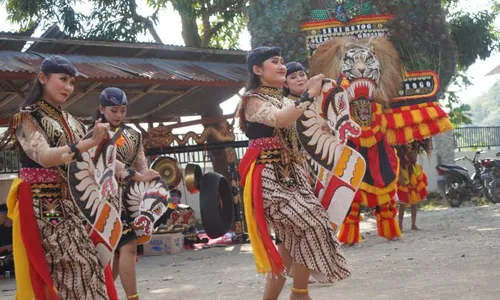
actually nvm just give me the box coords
[244,97,305,128]
[132,143,149,173]
[16,116,52,167]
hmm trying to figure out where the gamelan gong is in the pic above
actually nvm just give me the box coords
[150,156,182,189]
[183,163,233,239]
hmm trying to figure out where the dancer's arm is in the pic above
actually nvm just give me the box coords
[16,116,103,168]
[244,97,307,128]
[244,74,325,128]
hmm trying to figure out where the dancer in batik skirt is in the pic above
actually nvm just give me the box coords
[238,46,350,300]
[95,87,159,300]
[0,55,158,300]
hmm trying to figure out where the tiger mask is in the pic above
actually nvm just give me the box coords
[309,36,402,106]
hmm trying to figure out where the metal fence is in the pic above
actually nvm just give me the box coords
[454,127,500,150]
[0,149,19,174]
[4,127,498,173]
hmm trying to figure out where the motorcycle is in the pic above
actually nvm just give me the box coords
[486,152,500,203]
[436,150,491,207]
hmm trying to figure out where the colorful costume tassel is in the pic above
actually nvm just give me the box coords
[338,201,363,244]
[374,200,401,240]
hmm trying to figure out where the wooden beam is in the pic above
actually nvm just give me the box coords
[71,89,183,95]
[4,81,25,98]
[162,114,236,131]
[0,71,246,88]
[0,82,30,110]
[134,49,150,58]
[63,82,101,109]
[127,84,161,105]
[63,44,80,54]
[128,86,201,120]
[132,122,148,136]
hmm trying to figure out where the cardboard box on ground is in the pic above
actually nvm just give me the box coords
[142,232,184,256]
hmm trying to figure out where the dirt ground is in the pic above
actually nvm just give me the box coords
[2,204,500,300]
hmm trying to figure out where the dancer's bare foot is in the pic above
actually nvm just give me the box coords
[411,225,421,231]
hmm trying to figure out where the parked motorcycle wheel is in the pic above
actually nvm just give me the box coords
[442,176,464,208]
[490,179,500,203]
[482,179,496,203]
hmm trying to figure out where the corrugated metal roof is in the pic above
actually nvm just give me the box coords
[0,51,248,84]
[487,64,500,76]
[0,25,247,63]
[0,25,248,124]
[0,27,36,52]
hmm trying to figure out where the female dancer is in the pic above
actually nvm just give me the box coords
[1,55,157,299]
[238,46,350,300]
[283,61,308,100]
[278,61,316,284]
[96,87,158,300]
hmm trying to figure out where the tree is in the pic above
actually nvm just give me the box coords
[148,0,247,48]
[1,0,247,48]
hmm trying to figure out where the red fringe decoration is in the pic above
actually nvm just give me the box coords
[252,164,285,275]
[18,181,58,300]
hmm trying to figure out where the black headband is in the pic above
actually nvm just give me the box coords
[246,46,281,73]
[40,55,77,77]
[100,87,128,107]
[286,61,306,77]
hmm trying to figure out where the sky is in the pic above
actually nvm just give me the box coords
[0,1,499,129]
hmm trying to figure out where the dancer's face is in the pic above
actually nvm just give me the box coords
[253,56,287,88]
[100,105,127,127]
[39,72,75,105]
[285,70,308,95]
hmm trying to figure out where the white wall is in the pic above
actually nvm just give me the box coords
[0,174,16,205]
[419,152,439,192]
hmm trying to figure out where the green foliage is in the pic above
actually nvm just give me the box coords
[248,0,311,65]
[449,10,499,70]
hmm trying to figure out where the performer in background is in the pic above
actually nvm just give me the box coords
[283,61,308,100]
[395,139,431,232]
[96,87,159,300]
[0,204,12,257]
[0,55,157,300]
[238,46,350,300]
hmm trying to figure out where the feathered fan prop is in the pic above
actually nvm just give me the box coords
[123,178,181,244]
[68,128,124,265]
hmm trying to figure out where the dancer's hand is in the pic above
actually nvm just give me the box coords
[134,170,161,182]
[91,118,110,146]
[306,74,326,98]
[144,169,160,178]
